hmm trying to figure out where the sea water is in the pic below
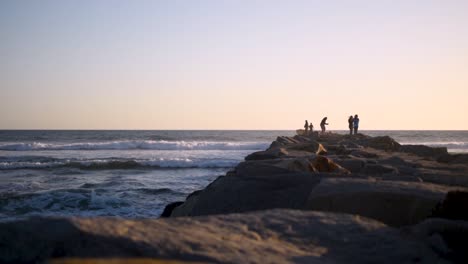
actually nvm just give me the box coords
[1,130,467,221]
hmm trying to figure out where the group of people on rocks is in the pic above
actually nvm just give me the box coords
[303,115,360,135]
[348,115,360,135]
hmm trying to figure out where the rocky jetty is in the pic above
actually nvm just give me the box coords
[170,133,468,220]
[2,132,468,263]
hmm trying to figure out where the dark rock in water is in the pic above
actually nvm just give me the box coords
[187,189,203,199]
[431,191,468,221]
[160,201,184,217]
[400,145,448,158]
[366,136,401,151]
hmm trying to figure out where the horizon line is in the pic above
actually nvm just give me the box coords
[1,129,468,131]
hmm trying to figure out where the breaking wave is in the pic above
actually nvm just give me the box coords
[0,157,240,170]
[400,141,468,150]
[0,140,269,151]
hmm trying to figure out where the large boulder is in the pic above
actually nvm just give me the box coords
[160,201,184,217]
[286,141,320,153]
[400,144,448,158]
[171,173,321,217]
[0,209,443,264]
[431,191,468,221]
[361,164,399,175]
[335,157,367,173]
[245,148,289,160]
[234,158,316,177]
[305,178,463,227]
[437,153,468,164]
[411,218,468,263]
[311,156,350,174]
[234,160,294,176]
[366,136,401,152]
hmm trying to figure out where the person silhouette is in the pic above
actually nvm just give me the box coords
[353,114,360,134]
[348,116,354,135]
[320,117,328,133]
[304,120,309,134]
[309,123,314,133]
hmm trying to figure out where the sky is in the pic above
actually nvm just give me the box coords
[1,0,467,130]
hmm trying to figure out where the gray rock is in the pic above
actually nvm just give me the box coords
[0,209,443,264]
[306,178,461,227]
[400,145,448,158]
[361,164,399,175]
[245,148,289,160]
[366,136,401,151]
[336,158,366,173]
[171,173,321,216]
[160,201,184,217]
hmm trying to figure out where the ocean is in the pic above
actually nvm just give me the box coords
[1,130,467,221]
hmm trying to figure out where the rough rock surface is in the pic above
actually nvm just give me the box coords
[0,210,443,264]
[172,133,468,217]
[306,178,466,227]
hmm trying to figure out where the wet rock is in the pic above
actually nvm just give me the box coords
[160,201,184,217]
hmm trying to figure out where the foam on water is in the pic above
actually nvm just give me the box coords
[0,140,269,151]
[0,157,240,170]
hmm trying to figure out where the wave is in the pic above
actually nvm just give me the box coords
[0,158,239,170]
[0,140,269,151]
[400,141,468,149]
[0,187,174,218]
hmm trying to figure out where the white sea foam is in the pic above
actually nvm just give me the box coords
[0,158,240,170]
[400,141,468,149]
[0,140,269,151]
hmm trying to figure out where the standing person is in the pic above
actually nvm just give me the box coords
[309,122,314,133]
[320,117,328,133]
[348,116,354,135]
[353,114,360,134]
[304,120,309,134]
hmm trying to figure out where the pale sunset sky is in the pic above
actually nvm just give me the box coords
[1,0,467,130]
